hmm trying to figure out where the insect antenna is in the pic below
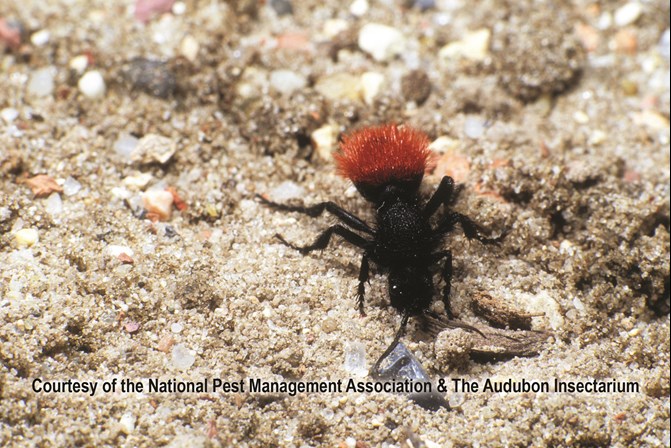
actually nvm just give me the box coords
[370,309,411,378]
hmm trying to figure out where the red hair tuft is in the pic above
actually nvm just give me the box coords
[335,124,431,186]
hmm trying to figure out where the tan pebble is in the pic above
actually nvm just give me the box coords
[612,29,637,54]
[312,124,337,161]
[620,79,638,96]
[142,190,174,220]
[315,73,361,101]
[439,28,491,61]
[575,23,600,52]
[123,172,154,189]
[632,110,669,131]
[359,71,384,105]
[321,318,338,333]
[573,111,590,124]
[131,134,177,164]
[14,228,39,248]
[180,35,199,62]
[322,19,348,39]
[157,334,175,352]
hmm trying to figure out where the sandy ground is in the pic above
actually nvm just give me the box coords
[1,0,669,446]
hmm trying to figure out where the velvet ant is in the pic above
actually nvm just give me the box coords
[257,124,504,374]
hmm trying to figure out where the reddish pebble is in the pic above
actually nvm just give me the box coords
[142,189,174,221]
[432,150,470,183]
[135,0,175,22]
[613,29,637,54]
[118,253,134,264]
[124,320,141,333]
[157,334,175,352]
[19,174,63,198]
[0,18,21,49]
[166,186,188,211]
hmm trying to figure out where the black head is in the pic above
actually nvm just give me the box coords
[354,174,423,204]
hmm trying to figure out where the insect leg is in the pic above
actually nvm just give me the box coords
[422,176,463,219]
[256,195,374,235]
[437,212,506,244]
[429,250,455,319]
[274,224,369,254]
[356,254,370,316]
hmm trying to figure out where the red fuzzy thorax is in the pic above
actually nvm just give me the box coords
[335,124,431,186]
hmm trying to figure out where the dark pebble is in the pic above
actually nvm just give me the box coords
[402,0,435,11]
[375,341,449,412]
[401,70,432,105]
[124,57,177,99]
[270,0,293,16]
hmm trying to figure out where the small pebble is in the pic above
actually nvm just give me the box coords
[22,174,63,197]
[124,320,140,332]
[349,0,369,17]
[359,71,385,105]
[0,107,19,123]
[27,67,55,98]
[0,207,11,222]
[135,0,175,22]
[171,344,196,370]
[78,71,106,99]
[105,245,135,258]
[123,172,153,189]
[157,334,175,352]
[620,79,638,96]
[69,55,89,74]
[114,134,140,160]
[131,133,177,164]
[321,317,338,333]
[632,110,670,131]
[311,125,337,161]
[573,110,590,124]
[269,0,293,16]
[171,322,183,333]
[322,19,348,39]
[62,177,82,196]
[172,1,186,14]
[400,69,431,105]
[14,228,39,248]
[447,392,466,408]
[44,192,63,216]
[463,117,485,139]
[343,341,367,376]
[413,0,435,11]
[269,69,307,95]
[428,136,459,153]
[125,57,176,99]
[30,29,50,46]
[589,130,607,146]
[119,413,136,434]
[0,18,22,49]
[315,73,361,101]
[270,180,305,202]
[358,23,406,62]
[614,2,642,27]
[439,28,490,62]
[179,35,199,62]
[612,29,637,54]
[142,189,174,220]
